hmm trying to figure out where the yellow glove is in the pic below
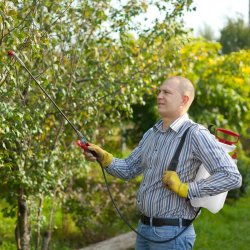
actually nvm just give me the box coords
[162,171,189,198]
[87,143,113,168]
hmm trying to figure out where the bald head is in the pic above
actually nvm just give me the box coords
[164,76,195,107]
[157,76,195,124]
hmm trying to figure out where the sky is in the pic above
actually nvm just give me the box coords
[183,0,249,38]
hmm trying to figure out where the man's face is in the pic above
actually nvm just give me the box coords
[157,80,184,119]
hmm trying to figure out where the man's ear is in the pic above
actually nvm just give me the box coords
[182,95,190,105]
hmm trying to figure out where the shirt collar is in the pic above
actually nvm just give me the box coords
[169,113,189,133]
[153,113,189,133]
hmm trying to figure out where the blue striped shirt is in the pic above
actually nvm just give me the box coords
[106,114,242,219]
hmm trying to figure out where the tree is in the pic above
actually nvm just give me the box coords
[126,38,250,142]
[219,17,250,54]
[197,23,215,41]
[0,0,194,248]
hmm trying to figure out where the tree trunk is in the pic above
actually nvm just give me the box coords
[41,188,57,250]
[35,195,44,250]
[16,190,30,250]
[41,230,51,250]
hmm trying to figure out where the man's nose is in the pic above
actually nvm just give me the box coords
[157,91,163,99]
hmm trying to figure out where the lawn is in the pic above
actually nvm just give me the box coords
[193,194,250,250]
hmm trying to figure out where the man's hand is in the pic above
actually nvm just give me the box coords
[84,143,113,168]
[162,171,189,198]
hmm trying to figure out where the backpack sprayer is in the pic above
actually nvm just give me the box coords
[7,51,240,244]
[190,128,240,213]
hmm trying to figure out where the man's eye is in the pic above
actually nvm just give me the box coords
[158,89,170,95]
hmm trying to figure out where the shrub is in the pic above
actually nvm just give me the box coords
[227,154,250,199]
[63,166,140,246]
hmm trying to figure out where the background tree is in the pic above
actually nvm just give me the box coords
[197,23,215,41]
[219,17,250,54]
[218,15,250,160]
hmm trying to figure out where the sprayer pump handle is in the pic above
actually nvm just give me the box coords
[216,128,240,138]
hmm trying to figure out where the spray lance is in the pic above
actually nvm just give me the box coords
[9,51,194,244]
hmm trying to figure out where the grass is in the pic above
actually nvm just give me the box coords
[193,194,250,250]
[0,201,16,249]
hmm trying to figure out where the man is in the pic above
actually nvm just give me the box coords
[83,76,242,249]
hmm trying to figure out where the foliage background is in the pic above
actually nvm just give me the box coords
[1,0,250,249]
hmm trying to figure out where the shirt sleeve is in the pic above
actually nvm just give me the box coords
[105,129,152,180]
[188,127,242,199]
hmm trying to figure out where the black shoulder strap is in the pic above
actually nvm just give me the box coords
[168,126,192,171]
